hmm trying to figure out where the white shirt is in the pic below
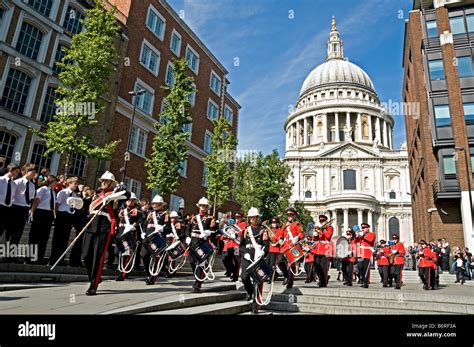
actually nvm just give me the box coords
[35,186,56,211]
[56,187,76,213]
[456,258,463,267]
[12,176,36,207]
[0,174,14,207]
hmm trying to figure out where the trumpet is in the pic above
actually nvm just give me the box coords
[313,218,334,236]
[261,221,283,247]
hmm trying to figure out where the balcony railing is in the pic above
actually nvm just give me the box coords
[432,178,461,201]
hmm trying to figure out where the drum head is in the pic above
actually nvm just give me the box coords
[333,236,351,259]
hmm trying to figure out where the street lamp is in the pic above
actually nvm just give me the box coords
[121,89,145,184]
[455,147,473,228]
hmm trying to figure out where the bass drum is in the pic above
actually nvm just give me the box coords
[331,236,352,259]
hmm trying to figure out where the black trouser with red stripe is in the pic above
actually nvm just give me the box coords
[82,217,115,291]
[278,256,296,287]
[314,255,329,286]
[379,265,390,287]
[341,260,354,285]
[222,247,239,279]
[419,267,435,289]
[391,264,403,288]
[304,261,315,282]
[358,258,371,287]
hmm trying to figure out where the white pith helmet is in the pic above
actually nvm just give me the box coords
[247,207,260,217]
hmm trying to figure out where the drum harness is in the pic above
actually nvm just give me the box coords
[167,222,187,274]
[117,208,140,274]
[246,226,275,306]
[194,214,216,282]
[149,211,168,277]
[286,224,305,277]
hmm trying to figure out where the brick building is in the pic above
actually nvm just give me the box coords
[402,0,474,249]
[0,0,128,184]
[107,0,241,215]
[0,0,241,216]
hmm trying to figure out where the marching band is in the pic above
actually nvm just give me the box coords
[2,166,454,311]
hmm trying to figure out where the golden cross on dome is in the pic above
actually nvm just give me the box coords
[332,16,337,31]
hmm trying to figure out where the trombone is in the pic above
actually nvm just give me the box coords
[313,218,335,236]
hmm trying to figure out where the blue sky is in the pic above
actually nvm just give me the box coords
[168,0,413,156]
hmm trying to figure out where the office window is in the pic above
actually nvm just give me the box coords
[170,194,184,211]
[0,131,17,165]
[463,103,474,125]
[450,16,465,35]
[179,159,187,177]
[16,22,43,60]
[30,143,52,172]
[40,86,57,124]
[202,165,208,187]
[207,99,219,121]
[467,14,474,32]
[185,45,199,74]
[182,122,192,140]
[124,177,142,199]
[343,169,356,190]
[434,105,451,127]
[0,8,4,22]
[146,6,166,40]
[210,71,221,96]
[53,43,70,74]
[224,105,233,125]
[426,20,438,38]
[63,6,84,34]
[140,41,160,75]
[187,87,196,107]
[457,56,474,78]
[204,132,212,154]
[129,125,147,156]
[134,84,153,115]
[443,155,456,175]
[27,0,52,17]
[165,62,175,86]
[428,60,444,80]
[170,30,181,56]
[69,152,86,177]
[0,69,32,114]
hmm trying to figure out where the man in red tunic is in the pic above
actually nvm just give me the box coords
[312,214,334,287]
[355,222,376,288]
[390,234,406,289]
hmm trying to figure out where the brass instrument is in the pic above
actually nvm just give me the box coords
[262,220,283,247]
[222,224,241,244]
[313,218,335,236]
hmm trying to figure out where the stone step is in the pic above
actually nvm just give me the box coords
[0,283,61,291]
[268,284,474,305]
[102,285,242,314]
[144,300,252,315]
[266,301,447,315]
[270,293,474,314]
[0,272,115,283]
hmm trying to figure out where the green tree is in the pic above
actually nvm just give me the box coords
[235,150,293,221]
[33,0,121,173]
[205,117,238,215]
[292,200,314,234]
[145,58,195,195]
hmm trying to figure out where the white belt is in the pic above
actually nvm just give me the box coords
[360,246,374,251]
[191,232,201,238]
[317,241,330,244]
[246,244,254,249]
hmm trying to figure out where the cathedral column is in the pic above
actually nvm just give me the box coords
[368,115,373,142]
[368,209,373,227]
[343,208,349,232]
[357,113,362,142]
[388,123,393,149]
[331,209,338,236]
[303,117,308,146]
[296,121,301,147]
[357,208,363,226]
[383,120,388,147]
[375,117,381,144]
[313,115,317,144]
[335,112,340,142]
[323,114,328,142]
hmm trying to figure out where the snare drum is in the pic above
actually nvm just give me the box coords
[188,241,214,263]
[284,243,304,264]
[247,257,273,284]
[116,230,136,254]
[143,231,167,256]
[166,241,187,260]
[332,236,352,259]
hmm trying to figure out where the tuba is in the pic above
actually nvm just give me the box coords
[222,224,241,245]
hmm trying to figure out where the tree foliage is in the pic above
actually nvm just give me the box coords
[145,58,195,195]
